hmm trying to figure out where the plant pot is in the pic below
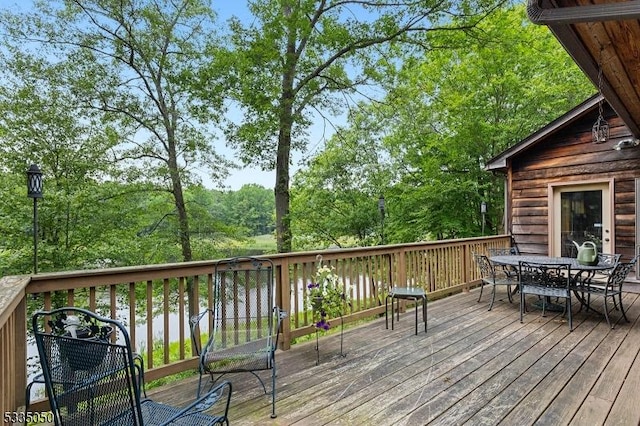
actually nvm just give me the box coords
[59,327,113,371]
[311,296,324,311]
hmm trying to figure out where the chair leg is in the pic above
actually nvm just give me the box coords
[477,282,484,302]
[270,354,277,418]
[25,381,34,411]
[392,297,396,330]
[603,295,612,329]
[414,298,418,335]
[520,291,524,324]
[423,296,427,333]
[618,293,629,323]
[385,296,389,329]
[567,297,573,332]
[197,372,204,398]
[488,286,496,311]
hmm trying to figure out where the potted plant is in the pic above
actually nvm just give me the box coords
[48,311,114,371]
[304,255,351,330]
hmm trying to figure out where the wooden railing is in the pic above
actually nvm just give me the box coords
[0,235,511,413]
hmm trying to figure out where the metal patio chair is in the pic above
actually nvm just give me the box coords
[487,247,520,278]
[574,261,634,328]
[519,261,573,331]
[474,253,518,311]
[33,307,231,426]
[191,257,286,419]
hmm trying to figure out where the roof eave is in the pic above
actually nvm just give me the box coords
[525,0,640,138]
[485,94,601,172]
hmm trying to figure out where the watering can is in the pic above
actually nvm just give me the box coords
[572,241,598,266]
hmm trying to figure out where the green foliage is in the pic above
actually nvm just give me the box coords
[0,0,234,271]
[291,110,394,248]
[205,0,509,252]
[304,257,351,330]
[377,4,592,241]
[289,5,593,245]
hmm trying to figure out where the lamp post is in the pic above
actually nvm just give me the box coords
[27,164,43,274]
[378,195,386,245]
[480,201,487,235]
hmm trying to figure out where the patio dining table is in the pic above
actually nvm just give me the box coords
[489,254,615,276]
[489,254,617,312]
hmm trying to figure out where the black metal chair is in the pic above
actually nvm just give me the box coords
[474,253,518,311]
[27,345,147,410]
[518,261,573,331]
[587,253,622,282]
[33,307,231,426]
[487,247,520,278]
[385,286,427,335]
[191,257,286,419]
[488,246,520,256]
[574,261,634,328]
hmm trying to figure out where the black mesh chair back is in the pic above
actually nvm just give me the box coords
[598,253,622,268]
[34,307,231,426]
[191,257,286,419]
[487,247,519,256]
[33,308,143,425]
[518,261,573,331]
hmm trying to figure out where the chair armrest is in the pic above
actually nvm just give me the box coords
[133,353,146,398]
[190,309,214,357]
[161,380,232,425]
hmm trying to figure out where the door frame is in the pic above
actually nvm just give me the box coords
[548,178,614,257]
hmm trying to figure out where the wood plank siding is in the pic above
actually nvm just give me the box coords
[506,104,640,260]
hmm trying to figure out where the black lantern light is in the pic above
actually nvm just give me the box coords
[27,164,43,274]
[592,52,609,144]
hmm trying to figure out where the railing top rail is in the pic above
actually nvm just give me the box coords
[21,234,511,292]
[0,275,30,329]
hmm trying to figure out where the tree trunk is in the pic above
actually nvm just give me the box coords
[167,134,197,328]
[275,28,297,253]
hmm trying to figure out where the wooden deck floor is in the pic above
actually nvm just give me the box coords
[149,288,640,425]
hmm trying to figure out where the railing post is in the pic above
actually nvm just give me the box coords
[14,296,27,410]
[0,276,29,412]
[276,259,291,350]
[397,247,407,286]
[462,243,470,293]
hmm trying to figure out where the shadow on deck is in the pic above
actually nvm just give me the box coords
[149,288,640,425]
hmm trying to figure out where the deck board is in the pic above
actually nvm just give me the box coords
[148,288,640,425]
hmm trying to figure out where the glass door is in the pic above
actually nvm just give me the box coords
[551,182,612,257]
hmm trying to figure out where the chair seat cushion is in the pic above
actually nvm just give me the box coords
[203,339,272,372]
[522,284,570,298]
[482,277,518,286]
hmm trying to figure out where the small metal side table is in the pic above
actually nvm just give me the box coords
[385,286,427,335]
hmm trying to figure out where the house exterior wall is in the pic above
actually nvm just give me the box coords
[507,108,639,262]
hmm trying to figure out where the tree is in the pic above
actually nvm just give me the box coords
[0,0,229,266]
[225,184,275,236]
[206,0,508,252]
[0,0,235,323]
[290,5,594,244]
[380,4,593,240]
